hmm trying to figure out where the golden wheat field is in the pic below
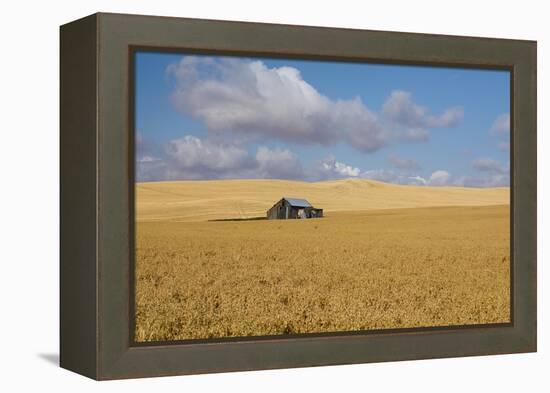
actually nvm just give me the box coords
[135,179,510,342]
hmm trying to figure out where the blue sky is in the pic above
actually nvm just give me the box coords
[135,51,510,187]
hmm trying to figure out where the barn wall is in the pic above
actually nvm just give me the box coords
[267,199,323,219]
[267,199,287,219]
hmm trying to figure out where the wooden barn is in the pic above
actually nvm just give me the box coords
[266,198,323,220]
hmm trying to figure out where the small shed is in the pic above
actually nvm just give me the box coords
[266,198,323,220]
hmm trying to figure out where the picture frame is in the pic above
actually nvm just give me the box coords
[60,12,537,380]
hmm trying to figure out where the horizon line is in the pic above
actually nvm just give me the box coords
[135,177,511,189]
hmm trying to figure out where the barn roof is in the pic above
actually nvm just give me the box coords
[283,198,312,207]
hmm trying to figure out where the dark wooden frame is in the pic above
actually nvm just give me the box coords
[60,12,537,380]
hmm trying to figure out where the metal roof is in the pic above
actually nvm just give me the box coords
[283,198,312,207]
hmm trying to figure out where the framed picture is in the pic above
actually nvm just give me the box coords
[60,12,536,380]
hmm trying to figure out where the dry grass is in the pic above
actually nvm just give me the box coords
[135,184,510,341]
[136,178,509,222]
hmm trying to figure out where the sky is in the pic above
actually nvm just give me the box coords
[135,51,510,187]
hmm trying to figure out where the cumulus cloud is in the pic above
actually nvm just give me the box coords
[439,162,509,187]
[167,136,252,173]
[136,134,307,181]
[386,153,421,170]
[360,167,507,188]
[167,57,462,153]
[333,162,361,177]
[382,90,464,142]
[428,170,451,186]
[472,158,509,174]
[168,57,383,150]
[490,113,510,135]
[255,146,304,179]
[407,171,452,186]
[137,135,509,188]
[137,135,255,181]
[420,168,509,188]
[312,155,361,180]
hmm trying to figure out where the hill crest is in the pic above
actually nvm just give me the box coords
[136,178,509,222]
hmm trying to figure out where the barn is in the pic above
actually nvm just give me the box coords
[266,198,323,220]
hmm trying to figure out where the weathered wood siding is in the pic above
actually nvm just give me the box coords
[266,199,323,220]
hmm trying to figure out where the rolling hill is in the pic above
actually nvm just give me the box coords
[135,178,509,222]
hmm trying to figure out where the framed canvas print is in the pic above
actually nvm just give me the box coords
[60,13,537,380]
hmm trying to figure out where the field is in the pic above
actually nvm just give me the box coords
[135,179,510,342]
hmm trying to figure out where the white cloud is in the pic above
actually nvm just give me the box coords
[137,135,510,189]
[431,166,509,188]
[166,135,252,174]
[312,155,361,180]
[430,106,466,128]
[472,158,508,174]
[490,113,510,135]
[428,170,451,186]
[167,57,462,153]
[423,168,509,188]
[333,161,361,177]
[382,90,464,141]
[360,167,506,188]
[136,134,307,181]
[255,146,304,179]
[408,175,427,185]
[168,57,382,150]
